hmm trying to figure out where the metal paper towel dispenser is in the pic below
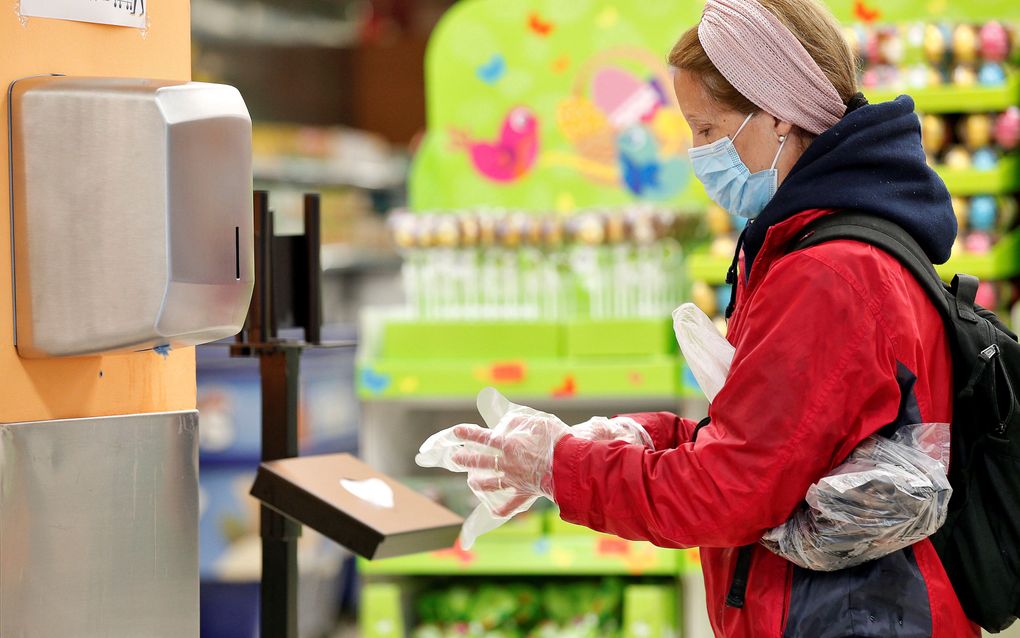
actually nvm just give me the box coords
[8,76,255,358]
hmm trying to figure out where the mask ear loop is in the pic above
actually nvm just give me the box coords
[730,111,756,142]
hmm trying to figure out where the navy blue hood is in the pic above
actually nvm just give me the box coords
[741,95,957,278]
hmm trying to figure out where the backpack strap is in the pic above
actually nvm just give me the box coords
[951,274,980,324]
[791,212,956,325]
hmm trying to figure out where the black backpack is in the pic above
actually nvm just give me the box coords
[788,211,1020,632]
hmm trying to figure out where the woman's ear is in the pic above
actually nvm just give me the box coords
[774,119,795,140]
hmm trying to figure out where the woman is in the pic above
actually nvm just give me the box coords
[449,0,977,635]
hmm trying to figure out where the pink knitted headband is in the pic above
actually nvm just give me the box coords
[697,0,846,135]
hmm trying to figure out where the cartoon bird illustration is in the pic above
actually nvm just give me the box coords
[617,125,689,201]
[450,107,540,183]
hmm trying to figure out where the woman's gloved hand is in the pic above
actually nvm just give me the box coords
[570,416,655,449]
[451,390,570,516]
[415,388,571,548]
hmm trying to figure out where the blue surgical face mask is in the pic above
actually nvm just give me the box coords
[688,112,788,220]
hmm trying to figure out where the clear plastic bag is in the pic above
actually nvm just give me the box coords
[672,303,734,402]
[671,303,953,570]
[761,422,953,571]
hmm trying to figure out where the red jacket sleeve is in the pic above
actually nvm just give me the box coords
[612,412,700,450]
[552,251,904,548]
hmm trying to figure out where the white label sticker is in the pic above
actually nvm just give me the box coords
[20,0,147,28]
[340,478,395,509]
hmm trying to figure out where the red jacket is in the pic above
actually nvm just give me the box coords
[552,209,979,637]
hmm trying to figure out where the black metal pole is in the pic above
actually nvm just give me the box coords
[259,346,302,638]
[303,193,322,345]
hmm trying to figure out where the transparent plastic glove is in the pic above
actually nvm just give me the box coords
[673,303,735,402]
[415,388,569,549]
[761,423,952,571]
[570,416,655,449]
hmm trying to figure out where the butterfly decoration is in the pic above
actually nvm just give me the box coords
[476,54,507,85]
[528,11,555,37]
[617,125,689,201]
[853,0,881,24]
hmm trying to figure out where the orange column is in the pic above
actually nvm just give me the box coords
[0,4,197,423]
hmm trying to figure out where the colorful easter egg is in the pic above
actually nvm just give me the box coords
[921,114,948,155]
[978,62,1007,86]
[971,147,998,171]
[944,145,972,170]
[953,24,979,64]
[877,27,904,65]
[710,235,737,259]
[975,282,998,310]
[964,231,993,254]
[979,21,1011,62]
[951,196,969,229]
[952,64,977,86]
[923,23,948,64]
[706,205,732,236]
[969,196,998,231]
[691,281,717,316]
[959,114,993,150]
[994,107,1020,150]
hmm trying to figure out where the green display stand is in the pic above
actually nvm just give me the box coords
[623,584,679,638]
[360,533,681,578]
[869,74,1020,114]
[357,355,681,399]
[360,584,404,638]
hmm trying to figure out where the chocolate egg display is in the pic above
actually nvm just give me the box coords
[964,231,993,254]
[951,196,970,229]
[959,114,993,150]
[710,235,737,258]
[927,66,948,87]
[969,196,998,232]
[691,281,717,316]
[953,24,979,64]
[921,114,948,155]
[944,146,972,170]
[924,23,948,64]
[877,28,903,65]
[972,147,998,171]
[952,64,978,86]
[999,197,1019,229]
[706,205,732,236]
[980,21,1011,62]
[978,62,1007,86]
[995,107,1020,150]
[972,147,1000,171]
[976,282,998,310]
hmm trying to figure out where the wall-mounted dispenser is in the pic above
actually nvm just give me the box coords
[8,76,254,358]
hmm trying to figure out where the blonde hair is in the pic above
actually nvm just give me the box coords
[670,0,858,114]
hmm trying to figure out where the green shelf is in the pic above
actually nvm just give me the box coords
[357,356,682,399]
[359,533,684,577]
[686,251,733,287]
[937,227,1020,282]
[936,156,1020,196]
[868,74,1020,114]
[688,228,1020,288]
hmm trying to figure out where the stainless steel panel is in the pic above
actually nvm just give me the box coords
[9,76,254,358]
[0,411,199,637]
